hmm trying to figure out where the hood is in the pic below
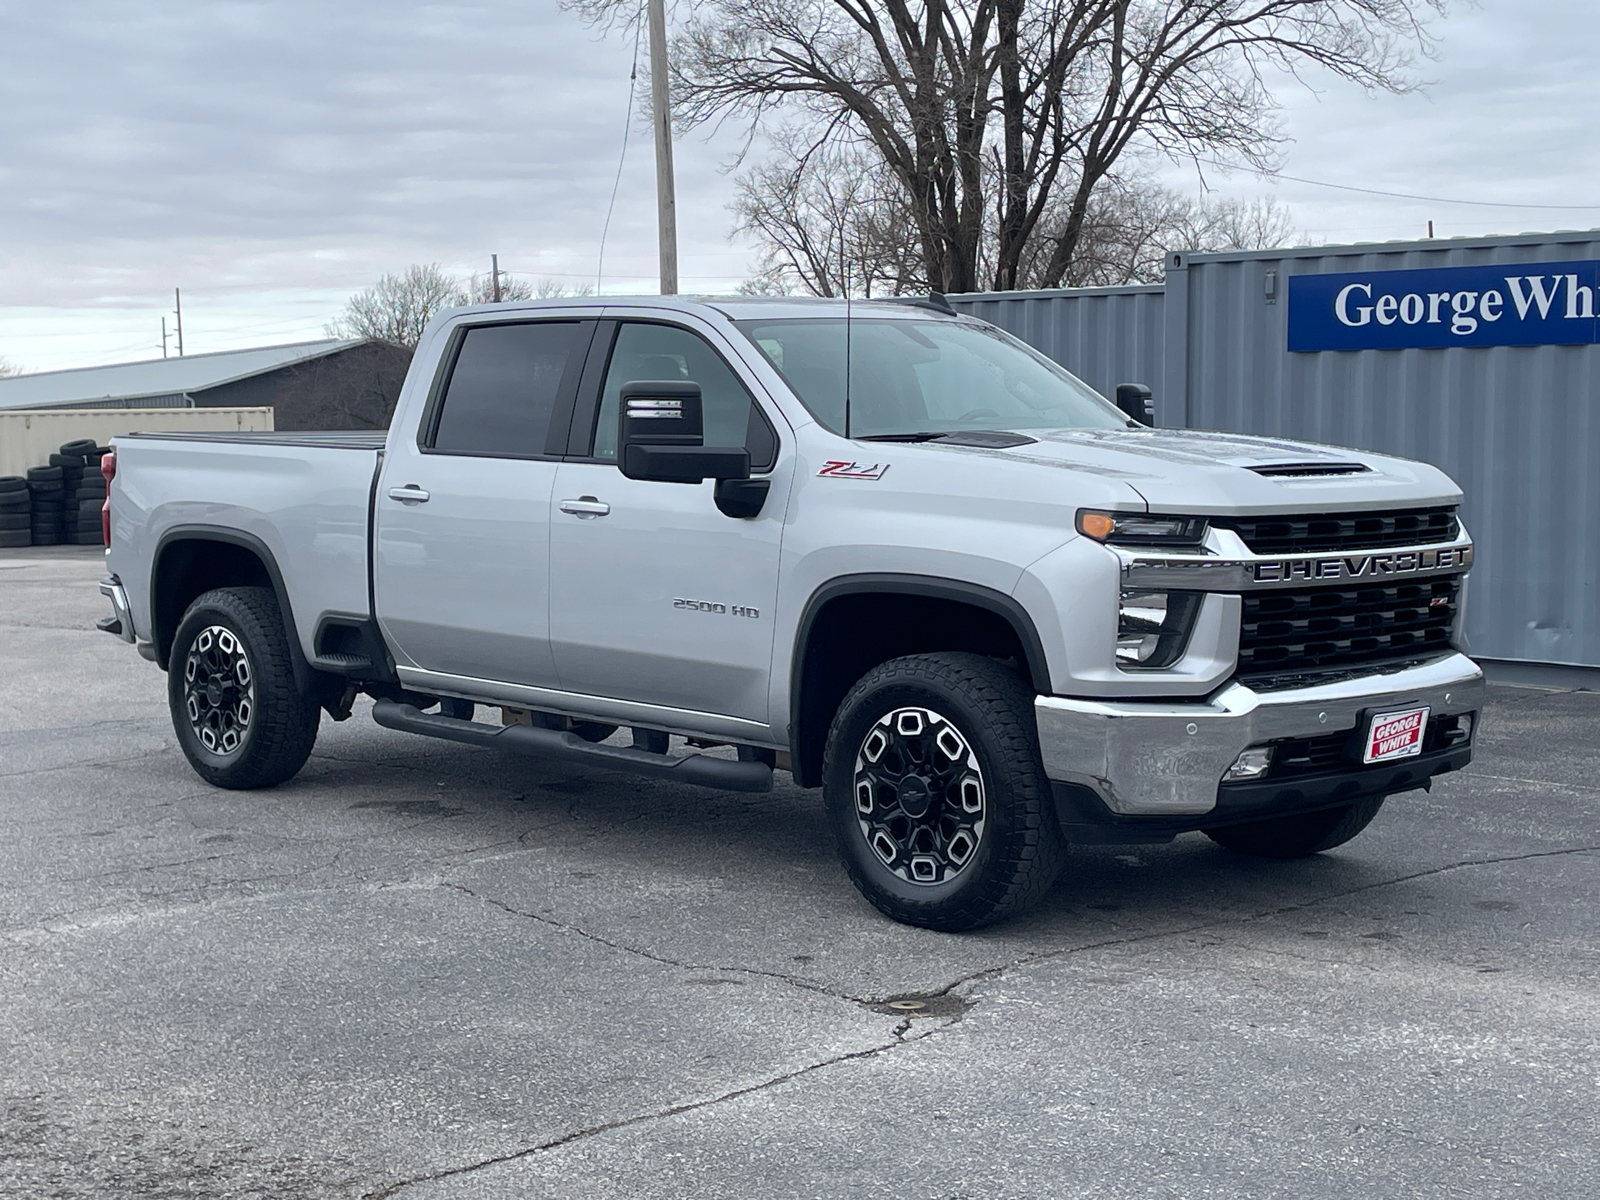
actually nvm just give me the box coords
[914,427,1461,516]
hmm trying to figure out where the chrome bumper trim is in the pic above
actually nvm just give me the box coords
[1035,652,1485,816]
[98,576,137,643]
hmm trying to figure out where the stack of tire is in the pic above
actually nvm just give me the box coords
[54,440,110,545]
[25,464,65,545]
[0,476,29,548]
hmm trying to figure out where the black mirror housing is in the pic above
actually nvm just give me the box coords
[618,380,753,483]
[1115,383,1154,426]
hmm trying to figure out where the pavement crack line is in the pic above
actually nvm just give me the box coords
[438,882,852,1002]
[901,843,1600,1005]
[361,1034,911,1200]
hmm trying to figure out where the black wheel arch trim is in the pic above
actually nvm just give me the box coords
[788,572,1053,788]
[151,525,389,701]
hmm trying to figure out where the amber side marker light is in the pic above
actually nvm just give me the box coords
[1077,510,1116,541]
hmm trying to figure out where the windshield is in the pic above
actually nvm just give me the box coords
[735,316,1127,438]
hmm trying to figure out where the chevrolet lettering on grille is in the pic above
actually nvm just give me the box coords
[1253,544,1473,584]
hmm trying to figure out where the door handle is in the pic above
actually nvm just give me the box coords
[559,497,610,518]
[387,485,431,504]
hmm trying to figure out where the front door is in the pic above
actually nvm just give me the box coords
[548,318,789,722]
[374,317,593,688]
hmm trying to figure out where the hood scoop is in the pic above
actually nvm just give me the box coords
[1247,461,1371,478]
[935,430,1038,449]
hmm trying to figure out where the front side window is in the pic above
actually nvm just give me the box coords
[736,316,1126,438]
[430,321,586,457]
[592,322,775,469]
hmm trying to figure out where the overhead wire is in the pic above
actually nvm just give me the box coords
[596,10,644,294]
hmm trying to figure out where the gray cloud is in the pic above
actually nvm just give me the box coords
[3,0,1598,369]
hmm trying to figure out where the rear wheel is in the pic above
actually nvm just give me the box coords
[168,587,320,789]
[1204,796,1386,859]
[823,652,1063,931]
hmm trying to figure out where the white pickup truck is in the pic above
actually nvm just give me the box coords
[98,295,1483,930]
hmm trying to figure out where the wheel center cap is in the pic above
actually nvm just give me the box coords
[898,775,933,818]
[205,678,225,707]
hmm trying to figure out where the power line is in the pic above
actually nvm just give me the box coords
[597,11,643,292]
[1201,157,1600,212]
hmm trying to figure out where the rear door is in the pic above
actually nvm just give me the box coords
[374,317,594,687]
[548,316,791,722]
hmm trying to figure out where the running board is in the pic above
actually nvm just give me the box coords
[370,699,773,793]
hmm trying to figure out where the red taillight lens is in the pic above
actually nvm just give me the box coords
[100,450,115,546]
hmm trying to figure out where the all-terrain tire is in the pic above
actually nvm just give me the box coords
[822,652,1064,931]
[169,587,320,789]
[1204,796,1387,859]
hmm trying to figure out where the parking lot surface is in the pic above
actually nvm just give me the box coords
[2,546,1597,1198]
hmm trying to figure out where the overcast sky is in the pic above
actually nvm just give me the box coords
[2,0,1597,373]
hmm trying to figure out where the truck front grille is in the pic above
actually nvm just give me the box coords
[1216,506,1459,555]
[1237,576,1461,688]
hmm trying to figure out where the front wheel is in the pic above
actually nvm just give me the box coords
[823,653,1063,931]
[1204,796,1386,859]
[168,587,320,789]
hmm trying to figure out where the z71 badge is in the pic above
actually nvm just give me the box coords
[817,460,889,480]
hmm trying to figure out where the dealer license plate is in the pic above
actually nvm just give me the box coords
[1362,705,1430,764]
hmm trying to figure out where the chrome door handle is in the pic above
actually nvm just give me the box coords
[559,497,610,518]
[387,485,430,504]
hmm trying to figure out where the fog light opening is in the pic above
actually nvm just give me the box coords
[1225,747,1273,781]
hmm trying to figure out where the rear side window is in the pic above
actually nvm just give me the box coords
[431,321,585,457]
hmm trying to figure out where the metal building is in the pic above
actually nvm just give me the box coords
[952,229,1600,683]
[0,338,412,431]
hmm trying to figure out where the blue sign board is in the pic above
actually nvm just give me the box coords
[1288,260,1600,352]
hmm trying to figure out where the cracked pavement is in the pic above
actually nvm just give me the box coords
[2,546,1598,1198]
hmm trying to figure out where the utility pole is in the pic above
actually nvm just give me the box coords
[161,317,170,359]
[491,254,502,303]
[173,287,185,356]
[647,0,678,295]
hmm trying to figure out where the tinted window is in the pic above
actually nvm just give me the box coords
[431,322,584,456]
[736,317,1124,438]
[593,323,775,469]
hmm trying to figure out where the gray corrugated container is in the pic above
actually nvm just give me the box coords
[949,284,1166,405]
[1169,232,1600,671]
[953,231,1600,674]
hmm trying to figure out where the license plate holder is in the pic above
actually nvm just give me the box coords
[1361,704,1430,765]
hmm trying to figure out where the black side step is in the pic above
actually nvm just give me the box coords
[370,699,773,793]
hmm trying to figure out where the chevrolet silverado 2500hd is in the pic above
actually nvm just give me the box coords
[97,296,1483,930]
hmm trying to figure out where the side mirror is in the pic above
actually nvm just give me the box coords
[618,381,750,484]
[1114,383,1154,427]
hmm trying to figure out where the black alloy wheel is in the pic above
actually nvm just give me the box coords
[852,705,987,886]
[169,587,320,788]
[823,652,1064,931]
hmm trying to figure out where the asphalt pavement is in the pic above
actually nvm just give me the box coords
[2,545,1597,1198]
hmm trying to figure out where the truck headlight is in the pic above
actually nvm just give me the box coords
[1117,590,1202,669]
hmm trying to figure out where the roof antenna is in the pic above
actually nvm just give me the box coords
[843,290,852,439]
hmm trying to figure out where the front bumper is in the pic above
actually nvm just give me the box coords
[1034,652,1485,817]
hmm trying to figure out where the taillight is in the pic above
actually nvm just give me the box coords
[100,450,116,546]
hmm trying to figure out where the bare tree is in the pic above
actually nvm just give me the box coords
[533,279,598,298]
[327,266,598,351]
[733,135,926,297]
[572,0,1441,294]
[0,356,25,378]
[326,263,465,351]
[462,272,538,304]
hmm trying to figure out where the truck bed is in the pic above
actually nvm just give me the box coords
[108,431,385,666]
